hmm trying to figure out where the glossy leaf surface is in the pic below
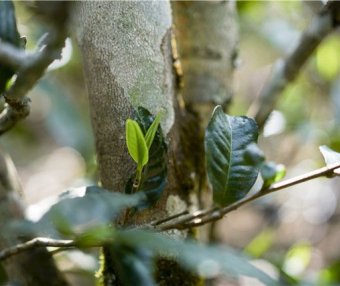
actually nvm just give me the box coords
[205,106,259,205]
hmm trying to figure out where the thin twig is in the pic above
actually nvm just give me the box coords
[248,2,338,129]
[1,163,339,261]
[150,210,189,226]
[0,237,76,261]
[156,162,340,231]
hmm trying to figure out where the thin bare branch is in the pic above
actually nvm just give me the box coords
[0,237,75,261]
[156,162,340,231]
[248,3,338,129]
[1,163,339,261]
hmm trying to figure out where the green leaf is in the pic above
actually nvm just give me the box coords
[75,225,116,247]
[145,112,162,150]
[261,162,286,187]
[205,105,259,205]
[126,119,149,170]
[125,107,167,207]
[244,143,265,166]
[244,229,274,258]
[111,245,155,286]
[13,187,144,238]
[283,243,312,278]
[318,260,340,285]
[117,229,278,286]
[319,145,340,175]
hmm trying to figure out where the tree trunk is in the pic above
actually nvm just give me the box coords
[74,0,238,283]
[74,0,192,225]
[171,1,238,242]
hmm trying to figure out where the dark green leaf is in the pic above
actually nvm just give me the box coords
[126,107,167,207]
[111,245,155,286]
[319,145,340,175]
[126,119,149,171]
[244,143,265,166]
[261,162,286,187]
[0,0,21,94]
[145,112,162,150]
[318,260,340,285]
[117,229,278,286]
[205,105,259,205]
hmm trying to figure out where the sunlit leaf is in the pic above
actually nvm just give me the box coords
[126,107,167,207]
[283,243,311,278]
[75,225,116,247]
[318,260,340,285]
[126,119,149,171]
[261,162,286,187]
[117,229,278,286]
[205,105,259,205]
[245,229,274,258]
[316,37,340,81]
[319,145,340,175]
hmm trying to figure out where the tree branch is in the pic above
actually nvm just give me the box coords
[155,162,340,231]
[0,5,69,135]
[1,163,339,261]
[0,237,75,261]
[248,2,338,129]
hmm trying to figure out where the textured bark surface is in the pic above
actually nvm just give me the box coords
[0,151,68,286]
[73,1,238,284]
[172,1,238,117]
[74,1,174,193]
[172,1,238,215]
[74,3,198,284]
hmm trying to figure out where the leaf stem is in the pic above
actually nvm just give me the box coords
[133,167,143,191]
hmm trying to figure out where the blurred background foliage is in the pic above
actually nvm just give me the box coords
[2,1,340,285]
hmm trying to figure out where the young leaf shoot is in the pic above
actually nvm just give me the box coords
[126,119,149,185]
[145,112,162,150]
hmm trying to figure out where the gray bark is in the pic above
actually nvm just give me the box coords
[74,1,173,190]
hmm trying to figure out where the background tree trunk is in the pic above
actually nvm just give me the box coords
[171,1,238,211]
